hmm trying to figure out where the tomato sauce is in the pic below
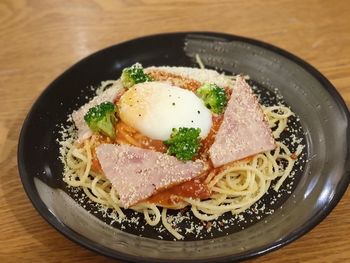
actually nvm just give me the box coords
[147,70,202,92]
[91,155,102,173]
[115,121,167,153]
[199,115,223,155]
[146,175,211,207]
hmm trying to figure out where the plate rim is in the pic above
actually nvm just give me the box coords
[17,31,350,262]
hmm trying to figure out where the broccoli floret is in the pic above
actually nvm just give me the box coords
[164,127,201,161]
[121,63,152,88]
[84,101,117,139]
[196,83,228,114]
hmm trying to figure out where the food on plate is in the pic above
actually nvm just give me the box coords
[118,82,212,141]
[164,127,202,161]
[60,63,304,239]
[196,83,228,114]
[209,77,275,168]
[96,144,206,208]
[121,63,152,88]
[84,102,118,139]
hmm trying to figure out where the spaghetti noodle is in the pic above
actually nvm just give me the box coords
[60,94,302,239]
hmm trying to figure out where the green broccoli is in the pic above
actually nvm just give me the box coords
[164,127,201,161]
[196,83,228,114]
[121,63,152,88]
[84,101,117,139]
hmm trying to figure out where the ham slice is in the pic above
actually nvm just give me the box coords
[96,144,206,208]
[209,76,275,167]
[72,80,124,142]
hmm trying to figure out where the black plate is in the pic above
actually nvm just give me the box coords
[18,32,350,262]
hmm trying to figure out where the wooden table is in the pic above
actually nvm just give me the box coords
[1,0,349,262]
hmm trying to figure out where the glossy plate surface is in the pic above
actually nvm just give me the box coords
[18,32,350,262]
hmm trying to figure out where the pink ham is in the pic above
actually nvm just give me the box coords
[72,80,124,142]
[96,144,206,208]
[209,76,275,167]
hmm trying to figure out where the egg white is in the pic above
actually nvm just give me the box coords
[118,82,212,140]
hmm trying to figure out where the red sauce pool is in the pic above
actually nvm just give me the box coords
[146,175,211,207]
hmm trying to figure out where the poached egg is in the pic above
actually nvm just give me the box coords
[118,82,212,140]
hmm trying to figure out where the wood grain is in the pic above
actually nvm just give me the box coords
[0,0,349,262]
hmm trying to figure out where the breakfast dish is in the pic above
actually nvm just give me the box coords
[59,63,304,239]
